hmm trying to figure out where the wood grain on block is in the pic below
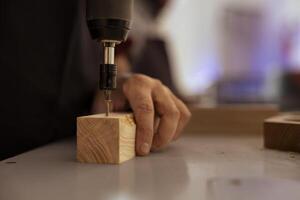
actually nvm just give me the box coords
[264,113,300,152]
[77,113,136,164]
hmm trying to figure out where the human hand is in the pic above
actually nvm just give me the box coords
[92,74,191,156]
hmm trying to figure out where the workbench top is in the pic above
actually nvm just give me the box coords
[1,134,300,200]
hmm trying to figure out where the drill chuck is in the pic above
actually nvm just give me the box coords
[99,42,118,90]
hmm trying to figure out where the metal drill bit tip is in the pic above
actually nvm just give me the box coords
[104,90,112,117]
[105,100,112,117]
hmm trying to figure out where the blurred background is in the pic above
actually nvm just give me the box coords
[119,0,300,111]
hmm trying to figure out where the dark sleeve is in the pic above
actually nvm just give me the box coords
[0,0,99,160]
[131,38,180,96]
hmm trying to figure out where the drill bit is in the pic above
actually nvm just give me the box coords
[104,90,112,117]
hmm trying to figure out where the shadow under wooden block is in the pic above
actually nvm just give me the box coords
[264,113,300,152]
[77,113,136,164]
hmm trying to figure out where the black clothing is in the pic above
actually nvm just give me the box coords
[0,0,99,160]
[131,38,179,96]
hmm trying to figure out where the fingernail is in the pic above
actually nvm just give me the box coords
[140,143,150,155]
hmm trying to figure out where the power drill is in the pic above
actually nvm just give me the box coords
[86,0,133,116]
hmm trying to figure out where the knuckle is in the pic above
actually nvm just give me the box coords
[163,85,172,94]
[168,107,180,119]
[183,109,192,122]
[131,74,150,83]
[136,102,154,114]
[123,76,152,98]
[134,74,162,86]
[154,79,163,86]
[130,74,156,89]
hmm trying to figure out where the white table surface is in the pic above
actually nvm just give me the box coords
[1,134,300,200]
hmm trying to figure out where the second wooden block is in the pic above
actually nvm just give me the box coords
[264,113,300,152]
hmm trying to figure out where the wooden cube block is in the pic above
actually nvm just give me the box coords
[264,113,300,152]
[77,113,136,164]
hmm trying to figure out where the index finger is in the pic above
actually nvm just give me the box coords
[124,89,154,156]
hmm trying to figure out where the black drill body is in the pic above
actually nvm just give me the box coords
[86,0,133,91]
